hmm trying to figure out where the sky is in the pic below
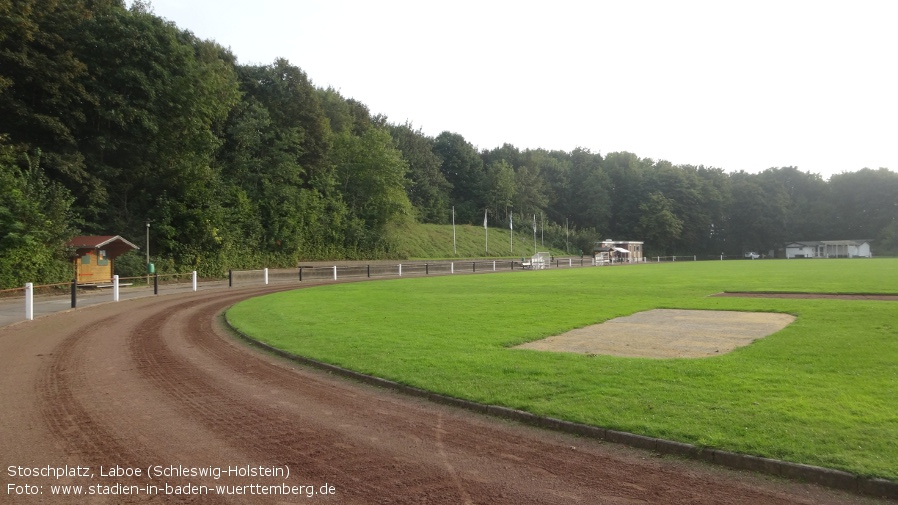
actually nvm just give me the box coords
[138,0,897,179]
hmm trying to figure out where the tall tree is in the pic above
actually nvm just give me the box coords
[530,149,574,225]
[828,168,898,242]
[236,59,332,188]
[433,131,484,223]
[0,138,74,286]
[759,167,832,241]
[389,123,451,223]
[693,166,731,255]
[332,127,412,251]
[641,161,705,254]
[71,3,241,264]
[513,164,549,219]
[483,159,515,221]
[568,148,610,232]
[220,60,348,262]
[0,0,98,206]
[636,191,683,256]
[603,151,648,237]
[317,86,374,136]
[727,171,789,255]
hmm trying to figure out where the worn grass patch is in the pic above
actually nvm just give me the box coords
[227,259,898,480]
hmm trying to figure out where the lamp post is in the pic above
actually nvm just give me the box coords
[146,220,151,283]
[146,220,150,267]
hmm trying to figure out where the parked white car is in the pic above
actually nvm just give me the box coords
[744,251,761,259]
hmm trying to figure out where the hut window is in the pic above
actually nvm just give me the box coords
[81,254,91,265]
[98,250,109,266]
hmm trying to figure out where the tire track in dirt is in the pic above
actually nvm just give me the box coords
[35,312,171,504]
[128,287,503,504]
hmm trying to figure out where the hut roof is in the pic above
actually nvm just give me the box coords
[67,235,139,258]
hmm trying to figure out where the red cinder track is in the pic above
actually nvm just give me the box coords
[0,285,882,504]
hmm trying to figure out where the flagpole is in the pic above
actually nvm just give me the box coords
[484,209,488,254]
[509,212,513,254]
[452,206,456,255]
[540,211,544,247]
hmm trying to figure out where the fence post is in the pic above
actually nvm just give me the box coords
[473,262,476,273]
[493,261,496,271]
[192,271,197,291]
[333,266,337,281]
[25,283,33,321]
[426,263,429,275]
[451,262,454,274]
[71,278,77,308]
[399,264,402,277]
[299,266,303,282]
[154,273,159,295]
[113,275,120,302]
[229,269,233,287]
[264,267,269,285]
[694,255,697,261]
[569,258,572,267]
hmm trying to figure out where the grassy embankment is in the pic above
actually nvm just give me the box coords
[227,258,898,480]
[388,221,571,259]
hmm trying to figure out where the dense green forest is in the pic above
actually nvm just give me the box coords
[2,1,897,288]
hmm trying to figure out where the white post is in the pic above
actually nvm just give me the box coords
[192,271,198,291]
[493,261,496,271]
[452,206,456,255]
[113,275,120,302]
[333,266,337,281]
[264,267,269,285]
[451,262,454,274]
[398,264,402,276]
[568,258,572,267]
[25,283,34,321]
[694,255,697,261]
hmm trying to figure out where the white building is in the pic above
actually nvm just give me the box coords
[784,240,872,259]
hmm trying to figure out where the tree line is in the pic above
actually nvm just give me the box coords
[2,1,897,288]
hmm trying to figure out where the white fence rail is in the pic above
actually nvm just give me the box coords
[226,257,604,287]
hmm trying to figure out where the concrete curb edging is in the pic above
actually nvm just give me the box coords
[225,316,897,500]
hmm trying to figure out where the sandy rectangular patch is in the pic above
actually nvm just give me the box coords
[514,309,796,359]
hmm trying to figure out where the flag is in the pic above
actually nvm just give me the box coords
[483,209,487,229]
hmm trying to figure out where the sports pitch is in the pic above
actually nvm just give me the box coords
[227,259,898,481]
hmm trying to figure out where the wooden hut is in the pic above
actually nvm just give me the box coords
[593,239,645,263]
[67,235,139,284]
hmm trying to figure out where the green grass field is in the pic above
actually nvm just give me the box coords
[226,259,898,480]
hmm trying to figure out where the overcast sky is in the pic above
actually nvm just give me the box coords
[139,0,897,179]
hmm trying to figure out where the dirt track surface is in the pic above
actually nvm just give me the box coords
[0,285,886,504]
